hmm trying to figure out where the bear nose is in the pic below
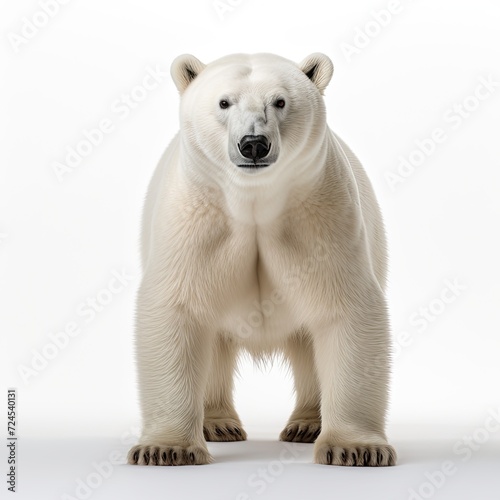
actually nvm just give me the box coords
[238,135,271,161]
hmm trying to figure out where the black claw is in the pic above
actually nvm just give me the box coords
[143,451,150,464]
[234,428,242,436]
[172,451,177,462]
[227,427,234,435]
[326,450,333,464]
[161,451,167,463]
[189,452,195,463]
[364,450,370,465]
[215,428,223,436]
[132,450,139,463]
[151,449,159,465]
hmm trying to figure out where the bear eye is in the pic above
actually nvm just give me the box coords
[275,99,286,109]
[219,100,230,109]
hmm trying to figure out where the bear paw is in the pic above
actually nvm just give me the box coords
[127,444,213,466]
[314,442,396,466]
[203,417,247,442]
[279,419,321,443]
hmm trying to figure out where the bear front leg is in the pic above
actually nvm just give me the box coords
[128,280,214,466]
[311,284,397,466]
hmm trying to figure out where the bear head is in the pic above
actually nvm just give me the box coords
[170,52,333,190]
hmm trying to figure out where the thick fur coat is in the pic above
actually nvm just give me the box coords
[128,52,396,467]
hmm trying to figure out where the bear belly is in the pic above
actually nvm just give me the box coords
[220,285,297,347]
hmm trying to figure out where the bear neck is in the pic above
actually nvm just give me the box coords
[179,128,344,226]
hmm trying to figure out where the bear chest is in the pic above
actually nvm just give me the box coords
[217,224,318,341]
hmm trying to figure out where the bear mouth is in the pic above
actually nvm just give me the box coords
[237,164,270,169]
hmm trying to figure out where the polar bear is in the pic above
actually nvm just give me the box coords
[127,52,396,467]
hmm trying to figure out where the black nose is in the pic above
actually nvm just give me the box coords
[238,135,270,161]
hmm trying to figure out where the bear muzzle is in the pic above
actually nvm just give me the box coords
[237,135,272,168]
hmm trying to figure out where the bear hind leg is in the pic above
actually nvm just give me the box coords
[280,331,322,443]
[203,334,247,442]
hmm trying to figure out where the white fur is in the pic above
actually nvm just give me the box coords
[128,53,396,467]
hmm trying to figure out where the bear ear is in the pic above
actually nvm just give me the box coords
[170,54,206,93]
[299,53,334,95]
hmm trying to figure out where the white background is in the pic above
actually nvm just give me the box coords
[1,0,500,499]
